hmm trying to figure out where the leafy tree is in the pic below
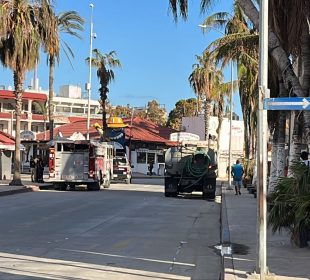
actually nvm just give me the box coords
[167,98,197,130]
[107,104,132,118]
[143,100,167,126]
[86,49,121,139]
[0,0,54,185]
[268,161,310,247]
[43,10,84,140]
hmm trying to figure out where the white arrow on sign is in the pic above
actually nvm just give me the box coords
[268,98,310,109]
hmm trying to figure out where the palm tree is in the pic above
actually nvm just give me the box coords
[201,6,259,159]
[32,101,48,140]
[169,0,304,98]
[0,0,55,185]
[86,49,121,139]
[189,52,224,143]
[268,160,310,247]
[42,10,84,140]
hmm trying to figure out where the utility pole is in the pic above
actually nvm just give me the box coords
[86,3,94,140]
[228,61,234,190]
[257,0,269,279]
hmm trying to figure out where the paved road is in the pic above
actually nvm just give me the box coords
[0,179,221,280]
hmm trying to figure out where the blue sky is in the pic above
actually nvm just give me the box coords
[1,0,240,115]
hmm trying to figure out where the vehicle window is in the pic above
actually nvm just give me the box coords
[114,157,127,166]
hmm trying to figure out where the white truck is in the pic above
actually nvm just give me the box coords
[48,139,114,190]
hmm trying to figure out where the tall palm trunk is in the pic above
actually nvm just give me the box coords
[300,30,310,146]
[269,76,287,190]
[100,85,109,140]
[288,29,310,175]
[204,99,212,143]
[49,56,55,140]
[236,0,304,97]
[216,97,224,164]
[10,70,24,186]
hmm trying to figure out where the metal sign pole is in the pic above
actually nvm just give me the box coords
[257,0,269,279]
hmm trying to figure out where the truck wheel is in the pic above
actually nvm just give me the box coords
[87,182,100,191]
[165,177,178,197]
[203,177,216,199]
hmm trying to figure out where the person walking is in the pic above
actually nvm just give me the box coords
[30,156,36,182]
[231,160,244,195]
[148,161,154,176]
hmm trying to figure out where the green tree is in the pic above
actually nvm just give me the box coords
[201,6,259,160]
[189,52,224,141]
[87,49,121,139]
[0,0,54,185]
[32,101,48,140]
[167,98,197,130]
[144,100,167,126]
[43,10,84,140]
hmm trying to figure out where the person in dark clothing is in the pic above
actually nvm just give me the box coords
[30,156,36,182]
[148,161,154,176]
[36,157,44,183]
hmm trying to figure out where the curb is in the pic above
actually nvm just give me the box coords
[0,186,34,197]
[221,183,236,280]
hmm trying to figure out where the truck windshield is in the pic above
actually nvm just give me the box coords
[114,157,127,166]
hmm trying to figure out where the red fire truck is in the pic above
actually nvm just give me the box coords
[48,139,113,190]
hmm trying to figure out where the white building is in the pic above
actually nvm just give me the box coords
[182,115,244,178]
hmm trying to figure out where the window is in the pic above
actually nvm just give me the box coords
[72,107,84,114]
[31,125,39,133]
[0,124,3,131]
[56,106,71,113]
[3,103,14,110]
[22,103,28,111]
[137,152,146,163]
[147,153,155,164]
[157,154,165,163]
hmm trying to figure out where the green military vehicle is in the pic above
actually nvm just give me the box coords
[164,140,217,199]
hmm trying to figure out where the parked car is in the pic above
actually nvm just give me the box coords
[112,153,132,184]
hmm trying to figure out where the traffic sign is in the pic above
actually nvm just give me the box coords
[264,97,310,110]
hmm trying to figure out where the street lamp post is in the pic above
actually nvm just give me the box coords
[228,61,233,190]
[198,24,234,188]
[86,3,94,140]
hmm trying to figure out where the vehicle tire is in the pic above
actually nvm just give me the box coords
[202,177,216,200]
[87,182,100,191]
[53,183,60,190]
[165,177,178,197]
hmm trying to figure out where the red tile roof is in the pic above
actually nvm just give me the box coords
[0,89,47,102]
[0,131,15,145]
[36,117,178,146]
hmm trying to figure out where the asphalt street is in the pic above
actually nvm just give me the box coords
[0,179,221,280]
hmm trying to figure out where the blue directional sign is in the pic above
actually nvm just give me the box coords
[264,97,310,110]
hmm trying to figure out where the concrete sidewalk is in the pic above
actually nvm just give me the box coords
[0,174,52,196]
[222,184,310,280]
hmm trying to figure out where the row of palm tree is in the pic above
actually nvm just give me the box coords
[169,0,310,245]
[0,0,121,185]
